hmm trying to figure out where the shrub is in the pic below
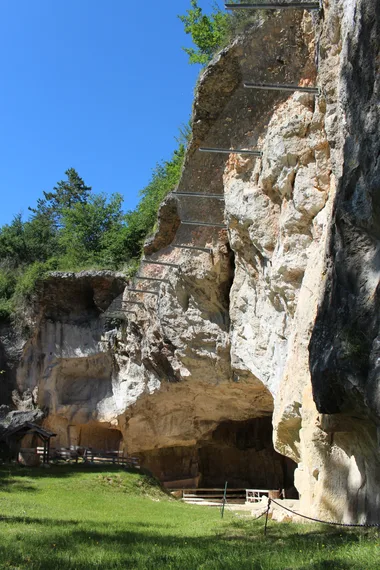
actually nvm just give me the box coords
[179,1,266,65]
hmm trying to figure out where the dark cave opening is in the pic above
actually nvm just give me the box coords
[199,417,297,493]
[138,417,298,496]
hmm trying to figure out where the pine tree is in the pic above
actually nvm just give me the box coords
[29,168,92,228]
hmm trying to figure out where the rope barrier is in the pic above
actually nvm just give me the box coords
[223,497,380,533]
[213,494,380,535]
[270,498,380,529]
[224,498,268,521]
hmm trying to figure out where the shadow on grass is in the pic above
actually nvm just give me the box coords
[0,478,38,493]
[0,463,138,479]
[298,558,354,570]
[0,513,375,570]
[0,515,170,530]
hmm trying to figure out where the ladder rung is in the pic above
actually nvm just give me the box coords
[142,260,180,268]
[244,82,319,93]
[225,3,320,10]
[181,221,227,228]
[171,244,213,253]
[199,147,262,156]
[107,310,136,314]
[126,288,159,295]
[136,276,169,283]
[174,192,225,200]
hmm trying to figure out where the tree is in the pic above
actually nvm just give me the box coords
[29,168,92,228]
[0,214,28,265]
[23,212,59,262]
[179,1,229,64]
[58,193,126,268]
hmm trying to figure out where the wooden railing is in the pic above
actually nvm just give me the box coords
[36,447,139,468]
[178,488,247,503]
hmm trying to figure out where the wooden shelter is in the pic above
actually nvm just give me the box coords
[3,422,56,464]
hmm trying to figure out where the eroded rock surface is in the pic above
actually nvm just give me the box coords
[1,0,379,524]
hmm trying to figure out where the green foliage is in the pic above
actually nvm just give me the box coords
[0,297,13,320]
[0,268,18,319]
[123,258,140,279]
[0,142,186,320]
[0,268,16,300]
[0,213,59,267]
[179,1,265,65]
[29,168,92,229]
[58,193,126,269]
[179,0,229,64]
[13,260,57,300]
[123,144,185,259]
[340,325,370,368]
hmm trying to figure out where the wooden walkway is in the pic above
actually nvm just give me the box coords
[172,488,281,505]
[174,488,247,504]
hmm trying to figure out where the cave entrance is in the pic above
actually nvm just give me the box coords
[138,416,297,497]
[68,423,122,451]
[198,417,297,496]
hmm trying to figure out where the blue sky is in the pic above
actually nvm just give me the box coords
[0,0,211,226]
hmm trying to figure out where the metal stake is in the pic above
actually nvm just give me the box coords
[136,276,169,283]
[199,147,262,156]
[174,192,225,200]
[225,3,320,10]
[142,260,179,268]
[244,82,319,93]
[126,288,159,295]
[264,498,272,536]
[100,310,137,319]
[221,482,228,519]
[181,221,227,229]
[171,244,213,254]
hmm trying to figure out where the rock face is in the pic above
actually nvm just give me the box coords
[9,272,126,449]
[303,0,380,523]
[1,0,380,523]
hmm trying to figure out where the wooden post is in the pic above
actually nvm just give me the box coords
[221,481,228,519]
[43,438,47,464]
[264,499,272,536]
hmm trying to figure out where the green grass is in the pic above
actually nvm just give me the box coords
[0,465,378,569]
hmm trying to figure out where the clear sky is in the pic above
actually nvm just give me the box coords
[0,0,209,226]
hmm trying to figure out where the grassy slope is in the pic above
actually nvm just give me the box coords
[0,465,378,570]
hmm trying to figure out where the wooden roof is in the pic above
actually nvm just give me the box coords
[4,422,56,440]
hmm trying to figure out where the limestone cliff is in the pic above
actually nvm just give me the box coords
[1,0,379,524]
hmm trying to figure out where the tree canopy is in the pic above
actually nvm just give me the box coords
[0,146,185,321]
[179,1,262,65]
[178,0,229,64]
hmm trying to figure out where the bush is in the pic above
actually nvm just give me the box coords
[179,0,229,64]
[179,0,265,65]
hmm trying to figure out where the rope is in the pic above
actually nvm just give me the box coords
[224,498,268,521]
[270,498,380,529]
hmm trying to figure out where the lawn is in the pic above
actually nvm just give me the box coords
[0,465,378,569]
